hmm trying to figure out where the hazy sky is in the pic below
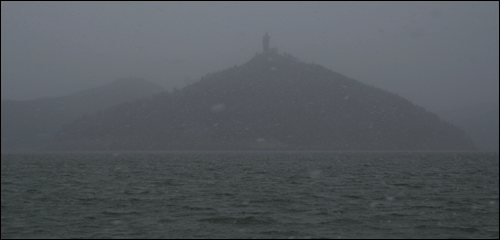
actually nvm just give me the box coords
[1,1,498,113]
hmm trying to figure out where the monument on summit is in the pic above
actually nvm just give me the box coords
[263,32,270,53]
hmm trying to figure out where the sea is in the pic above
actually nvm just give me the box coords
[1,152,498,239]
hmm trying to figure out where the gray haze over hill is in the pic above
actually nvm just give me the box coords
[1,2,498,150]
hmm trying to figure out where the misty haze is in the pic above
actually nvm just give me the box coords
[1,2,498,239]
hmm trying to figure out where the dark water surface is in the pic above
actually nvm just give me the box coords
[1,152,498,238]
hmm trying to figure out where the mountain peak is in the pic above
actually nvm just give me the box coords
[48,48,476,151]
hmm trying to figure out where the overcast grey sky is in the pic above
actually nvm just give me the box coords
[1,1,498,113]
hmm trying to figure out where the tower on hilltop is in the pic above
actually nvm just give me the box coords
[263,32,270,53]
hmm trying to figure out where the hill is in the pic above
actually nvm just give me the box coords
[437,103,499,152]
[48,52,476,151]
[1,77,165,152]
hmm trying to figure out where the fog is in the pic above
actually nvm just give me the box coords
[1,2,498,113]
